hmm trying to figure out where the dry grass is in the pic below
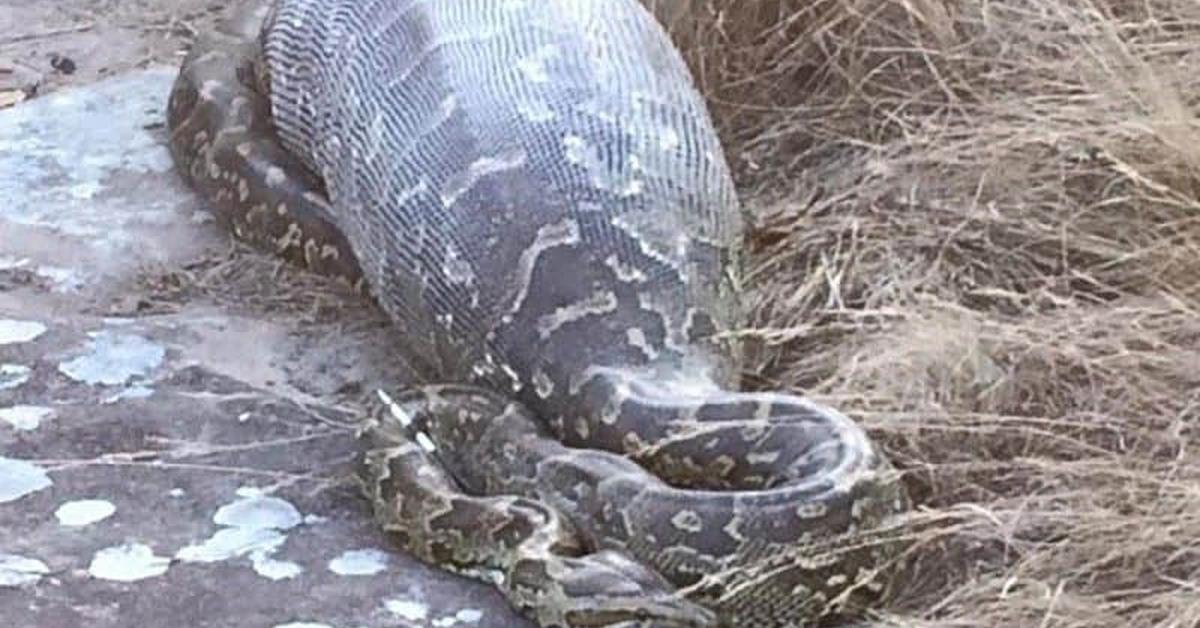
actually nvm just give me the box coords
[650,0,1200,626]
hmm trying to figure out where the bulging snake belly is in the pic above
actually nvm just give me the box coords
[165,1,910,626]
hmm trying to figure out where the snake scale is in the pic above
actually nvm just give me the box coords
[165,1,909,625]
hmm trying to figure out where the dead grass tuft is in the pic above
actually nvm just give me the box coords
[653,0,1200,625]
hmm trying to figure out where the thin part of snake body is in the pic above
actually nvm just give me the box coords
[165,1,911,626]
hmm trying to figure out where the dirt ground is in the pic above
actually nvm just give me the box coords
[1,0,220,101]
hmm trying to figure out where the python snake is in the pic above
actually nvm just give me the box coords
[165,1,910,625]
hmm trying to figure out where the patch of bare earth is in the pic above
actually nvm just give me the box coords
[656,0,1200,625]
[0,0,219,104]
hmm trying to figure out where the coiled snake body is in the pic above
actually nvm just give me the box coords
[165,1,909,625]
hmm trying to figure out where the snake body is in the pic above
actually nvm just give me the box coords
[166,1,909,626]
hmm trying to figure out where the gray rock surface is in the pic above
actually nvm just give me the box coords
[0,68,530,628]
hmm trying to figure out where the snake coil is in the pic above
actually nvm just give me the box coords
[166,1,910,625]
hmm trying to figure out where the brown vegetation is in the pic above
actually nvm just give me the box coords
[651,0,1200,625]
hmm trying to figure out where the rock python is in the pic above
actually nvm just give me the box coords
[165,1,910,625]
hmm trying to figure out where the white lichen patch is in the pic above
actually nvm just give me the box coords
[456,609,484,623]
[55,499,117,527]
[57,330,165,386]
[273,623,333,628]
[175,526,288,563]
[0,553,50,587]
[0,319,47,345]
[433,609,485,626]
[0,457,53,503]
[251,553,304,581]
[0,364,31,390]
[176,492,306,581]
[213,494,303,531]
[384,598,430,622]
[88,543,171,582]
[0,405,54,431]
[328,548,389,576]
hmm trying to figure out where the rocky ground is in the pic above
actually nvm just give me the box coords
[1,3,529,627]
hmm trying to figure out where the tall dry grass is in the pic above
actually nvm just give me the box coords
[649,0,1200,625]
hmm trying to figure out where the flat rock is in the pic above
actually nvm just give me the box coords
[0,68,529,628]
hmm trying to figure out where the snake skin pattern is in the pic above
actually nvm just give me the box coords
[165,1,910,626]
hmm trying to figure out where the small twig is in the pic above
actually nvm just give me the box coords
[39,458,329,481]
[0,23,95,46]
[148,431,346,459]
